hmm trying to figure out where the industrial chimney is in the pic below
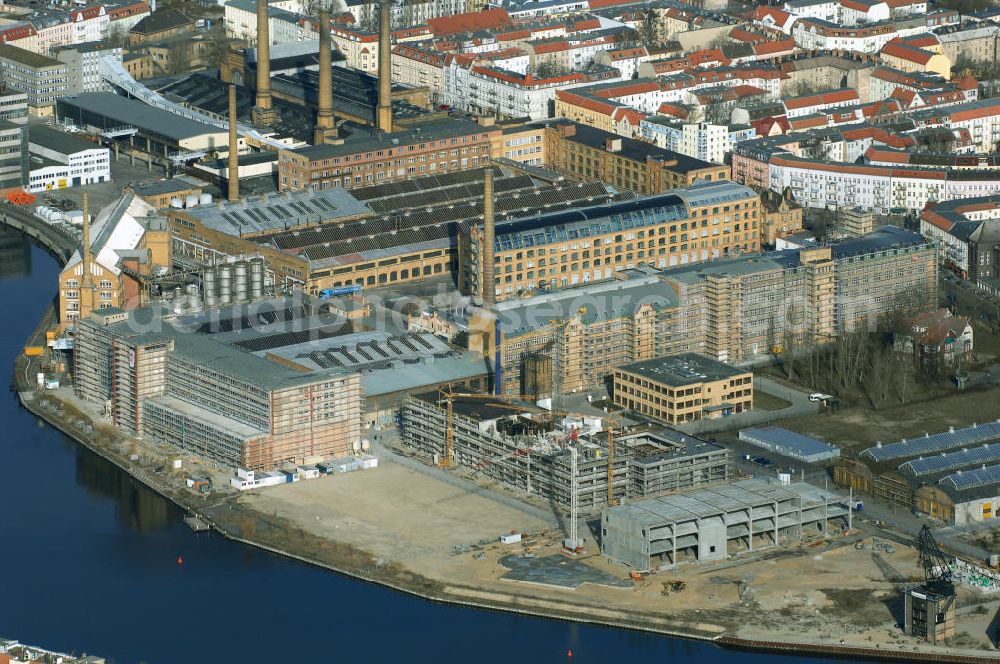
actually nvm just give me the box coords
[253,0,278,126]
[481,167,495,307]
[314,8,335,145]
[79,192,95,317]
[228,84,239,202]
[376,0,392,133]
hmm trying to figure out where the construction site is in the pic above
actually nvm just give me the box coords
[399,392,731,513]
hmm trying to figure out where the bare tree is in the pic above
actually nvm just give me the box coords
[106,22,130,48]
[639,9,660,47]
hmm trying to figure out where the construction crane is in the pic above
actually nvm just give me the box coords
[917,525,954,589]
[436,390,571,468]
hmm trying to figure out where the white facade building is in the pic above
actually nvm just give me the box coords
[641,118,756,164]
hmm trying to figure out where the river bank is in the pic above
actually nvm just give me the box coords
[13,305,999,664]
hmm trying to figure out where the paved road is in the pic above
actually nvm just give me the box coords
[668,376,820,436]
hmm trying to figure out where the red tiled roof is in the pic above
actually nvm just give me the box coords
[950,101,1000,122]
[753,38,796,56]
[955,75,978,91]
[428,8,510,36]
[784,88,858,110]
[882,39,933,65]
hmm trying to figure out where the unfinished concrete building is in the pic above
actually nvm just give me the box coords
[399,394,730,512]
[601,479,850,572]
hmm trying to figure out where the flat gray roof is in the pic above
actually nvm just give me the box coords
[618,353,747,386]
[740,426,839,458]
[179,188,372,236]
[28,124,103,155]
[494,276,678,335]
[59,92,222,142]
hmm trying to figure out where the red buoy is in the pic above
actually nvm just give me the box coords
[567,650,573,658]
[177,556,184,566]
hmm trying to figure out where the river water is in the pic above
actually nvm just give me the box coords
[0,234,842,664]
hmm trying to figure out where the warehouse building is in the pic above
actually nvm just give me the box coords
[613,354,753,425]
[57,92,229,156]
[739,427,841,463]
[400,393,730,511]
[601,479,850,571]
[835,421,1000,524]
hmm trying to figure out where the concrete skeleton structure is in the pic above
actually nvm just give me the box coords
[400,393,730,511]
[601,478,850,572]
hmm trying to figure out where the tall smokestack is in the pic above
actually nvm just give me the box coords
[228,85,239,202]
[314,8,335,144]
[376,0,392,133]
[80,192,94,317]
[253,0,276,126]
[481,168,495,307]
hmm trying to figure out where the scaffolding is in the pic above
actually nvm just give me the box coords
[399,395,730,513]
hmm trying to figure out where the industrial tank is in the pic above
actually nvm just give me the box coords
[202,267,217,307]
[218,264,233,306]
[249,258,264,300]
[234,261,248,303]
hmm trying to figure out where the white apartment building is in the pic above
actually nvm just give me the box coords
[225,0,306,45]
[443,62,619,120]
[54,43,121,95]
[640,118,756,164]
[768,155,1000,212]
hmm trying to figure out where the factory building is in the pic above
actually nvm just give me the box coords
[176,167,624,295]
[613,354,753,425]
[835,421,1000,524]
[58,193,170,325]
[483,226,937,395]
[276,118,499,192]
[601,479,850,572]
[458,179,761,301]
[400,393,730,511]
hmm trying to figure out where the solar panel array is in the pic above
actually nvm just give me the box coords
[939,463,1000,491]
[190,305,310,334]
[900,442,1000,476]
[350,168,490,201]
[860,421,1000,463]
[229,323,352,353]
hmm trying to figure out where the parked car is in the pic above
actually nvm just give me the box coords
[751,456,773,467]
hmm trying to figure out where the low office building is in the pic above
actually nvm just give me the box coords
[613,354,753,425]
[0,44,68,116]
[26,125,111,192]
[0,86,28,123]
[601,479,850,571]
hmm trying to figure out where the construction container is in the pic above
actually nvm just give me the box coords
[23,346,44,357]
[500,533,522,544]
[36,372,44,388]
[44,379,59,390]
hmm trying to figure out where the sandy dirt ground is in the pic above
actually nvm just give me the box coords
[242,460,1000,656]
